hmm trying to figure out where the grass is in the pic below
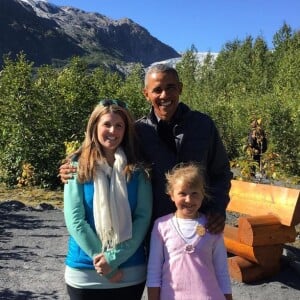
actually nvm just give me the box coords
[0,183,63,209]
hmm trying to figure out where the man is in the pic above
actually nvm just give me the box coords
[136,64,232,233]
[248,119,267,176]
[60,64,232,233]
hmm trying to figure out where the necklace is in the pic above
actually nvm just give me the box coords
[173,213,206,254]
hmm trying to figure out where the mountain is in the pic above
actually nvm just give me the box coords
[0,0,180,69]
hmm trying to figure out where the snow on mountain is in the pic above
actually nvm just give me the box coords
[152,52,219,67]
[20,0,47,4]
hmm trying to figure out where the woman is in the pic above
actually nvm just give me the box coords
[64,99,152,300]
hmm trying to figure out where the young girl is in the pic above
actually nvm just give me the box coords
[64,99,152,300]
[146,162,232,300]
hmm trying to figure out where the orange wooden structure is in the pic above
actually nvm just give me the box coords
[227,256,281,283]
[224,180,300,283]
[237,215,297,246]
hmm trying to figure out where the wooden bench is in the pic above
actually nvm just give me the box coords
[224,179,300,283]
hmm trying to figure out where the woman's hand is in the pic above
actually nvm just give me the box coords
[93,253,112,275]
[93,253,123,282]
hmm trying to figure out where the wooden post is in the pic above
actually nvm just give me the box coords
[224,180,300,283]
[224,225,283,266]
[228,256,281,283]
[228,180,300,226]
[238,214,297,246]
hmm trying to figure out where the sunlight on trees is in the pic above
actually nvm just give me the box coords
[0,24,299,188]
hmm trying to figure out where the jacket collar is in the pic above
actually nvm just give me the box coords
[149,102,191,125]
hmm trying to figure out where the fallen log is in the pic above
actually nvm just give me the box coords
[224,225,283,266]
[238,214,297,246]
[228,256,281,283]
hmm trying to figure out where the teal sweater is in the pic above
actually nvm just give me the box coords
[64,170,152,272]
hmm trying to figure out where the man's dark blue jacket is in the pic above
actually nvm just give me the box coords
[135,102,232,222]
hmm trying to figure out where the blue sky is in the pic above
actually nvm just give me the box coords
[49,0,300,53]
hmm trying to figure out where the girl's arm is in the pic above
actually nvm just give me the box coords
[212,234,232,299]
[146,219,164,297]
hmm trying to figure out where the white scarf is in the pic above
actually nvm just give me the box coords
[93,148,132,252]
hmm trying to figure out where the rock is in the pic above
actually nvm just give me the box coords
[0,200,26,211]
[35,203,55,211]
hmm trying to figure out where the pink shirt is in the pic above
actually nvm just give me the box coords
[146,214,231,300]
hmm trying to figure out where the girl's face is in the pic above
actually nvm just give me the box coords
[97,112,126,156]
[170,179,204,219]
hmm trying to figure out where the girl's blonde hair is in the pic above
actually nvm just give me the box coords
[76,102,139,183]
[165,162,208,198]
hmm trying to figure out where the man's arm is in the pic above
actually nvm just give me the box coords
[205,120,233,233]
[59,161,77,183]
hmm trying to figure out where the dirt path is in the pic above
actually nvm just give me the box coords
[0,203,68,299]
[1,201,300,300]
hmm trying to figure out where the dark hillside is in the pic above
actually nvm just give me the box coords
[0,0,85,66]
[0,0,180,67]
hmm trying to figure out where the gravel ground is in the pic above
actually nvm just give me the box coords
[1,201,300,300]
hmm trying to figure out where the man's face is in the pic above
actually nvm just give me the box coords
[143,71,182,121]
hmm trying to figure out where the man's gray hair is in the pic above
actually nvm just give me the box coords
[144,64,180,86]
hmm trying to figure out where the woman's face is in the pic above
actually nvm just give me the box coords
[97,112,126,155]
